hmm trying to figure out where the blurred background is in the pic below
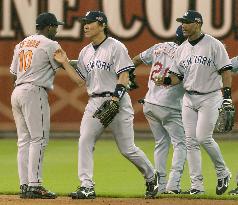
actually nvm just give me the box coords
[1,0,238,137]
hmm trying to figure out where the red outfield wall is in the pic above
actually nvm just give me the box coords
[0,0,238,131]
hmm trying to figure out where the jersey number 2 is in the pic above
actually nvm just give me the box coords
[19,50,33,72]
[150,61,170,81]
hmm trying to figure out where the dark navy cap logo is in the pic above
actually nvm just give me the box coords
[36,12,64,27]
[176,10,203,24]
[80,11,107,24]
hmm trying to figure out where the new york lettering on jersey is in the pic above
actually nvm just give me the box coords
[86,59,113,72]
[180,55,214,69]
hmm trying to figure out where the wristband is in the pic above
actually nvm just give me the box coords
[113,84,126,100]
[223,87,232,99]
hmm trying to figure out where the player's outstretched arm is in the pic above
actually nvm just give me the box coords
[54,49,85,87]
[132,55,143,67]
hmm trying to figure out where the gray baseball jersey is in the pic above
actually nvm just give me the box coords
[10,34,61,89]
[10,34,61,186]
[75,37,155,188]
[170,34,231,191]
[76,37,134,94]
[170,34,231,93]
[140,42,184,109]
[139,42,186,192]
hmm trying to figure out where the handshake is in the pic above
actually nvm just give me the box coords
[153,75,173,86]
[153,73,181,86]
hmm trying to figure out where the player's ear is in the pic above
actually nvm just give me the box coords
[44,25,50,32]
[102,23,107,29]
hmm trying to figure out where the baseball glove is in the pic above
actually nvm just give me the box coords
[214,100,235,133]
[127,68,139,91]
[93,100,119,128]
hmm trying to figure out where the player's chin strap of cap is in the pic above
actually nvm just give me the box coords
[112,84,127,101]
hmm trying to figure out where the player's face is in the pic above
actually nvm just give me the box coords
[182,22,201,39]
[83,21,104,39]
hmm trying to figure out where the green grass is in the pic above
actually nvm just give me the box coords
[0,138,238,199]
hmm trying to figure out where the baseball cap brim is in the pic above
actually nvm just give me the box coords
[55,21,64,25]
[79,17,97,24]
[36,21,64,26]
[176,18,194,23]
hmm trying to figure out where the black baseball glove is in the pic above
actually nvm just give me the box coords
[214,99,235,133]
[93,100,119,128]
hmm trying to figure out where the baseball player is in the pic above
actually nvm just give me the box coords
[53,11,159,199]
[154,10,232,195]
[227,56,238,195]
[10,12,64,199]
[132,25,187,194]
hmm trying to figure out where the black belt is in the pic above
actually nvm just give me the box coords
[15,83,47,91]
[90,92,113,98]
[186,90,217,95]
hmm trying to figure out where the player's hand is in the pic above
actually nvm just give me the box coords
[54,49,68,65]
[111,96,119,102]
[153,75,164,86]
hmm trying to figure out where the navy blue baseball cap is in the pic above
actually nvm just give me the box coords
[36,12,64,27]
[176,10,203,24]
[80,11,107,24]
